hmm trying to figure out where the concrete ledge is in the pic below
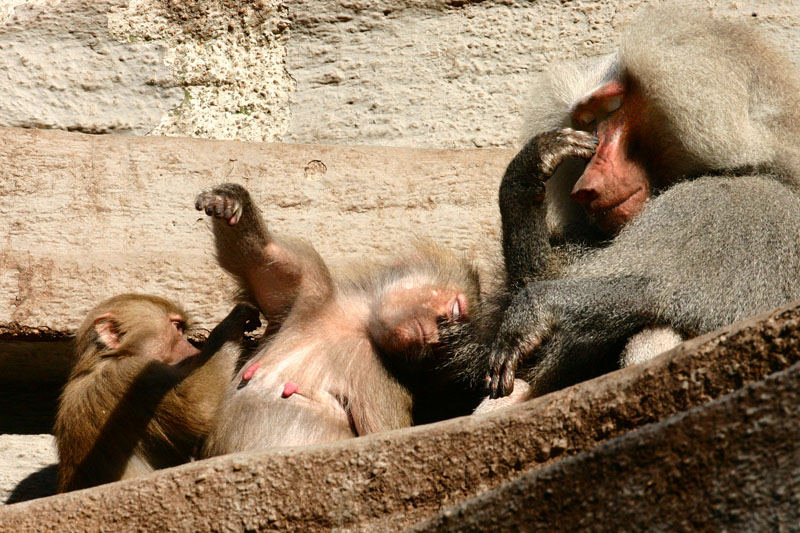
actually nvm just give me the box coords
[414,362,800,532]
[1,300,798,529]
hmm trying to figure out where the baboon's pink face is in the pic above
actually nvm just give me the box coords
[570,80,652,234]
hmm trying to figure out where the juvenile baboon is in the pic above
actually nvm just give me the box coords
[480,7,800,398]
[54,294,259,491]
[195,183,484,455]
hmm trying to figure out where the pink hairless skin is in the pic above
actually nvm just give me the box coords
[282,381,299,398]
[242,361,260,381]
[240,361,298,398]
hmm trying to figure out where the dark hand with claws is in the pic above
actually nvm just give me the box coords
[195,185,247,226]
[490,128,597,398]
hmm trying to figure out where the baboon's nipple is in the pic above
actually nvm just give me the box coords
[282,381,299,398]
[242,361,260,381]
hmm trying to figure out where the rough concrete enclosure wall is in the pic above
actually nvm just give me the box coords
[2,1,799,147]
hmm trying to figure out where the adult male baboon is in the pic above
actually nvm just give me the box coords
[480,7,800,398]
[55,295,258,491]
[195,184,484,455]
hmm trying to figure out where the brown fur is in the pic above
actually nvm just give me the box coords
[54,294,256,491]
[195,184,483,455]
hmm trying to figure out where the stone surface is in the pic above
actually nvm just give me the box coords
[0,435,56,506]
[285,0,800,148]
[106,0,294,141]
[414,362,800,533]
[0,0,183,134]
[2,1,799,146]
[0,126,509,337]
[2,300,799,525]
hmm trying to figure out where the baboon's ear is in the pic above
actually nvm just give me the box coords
[93,313,121,349]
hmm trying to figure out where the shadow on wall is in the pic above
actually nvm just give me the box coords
[5,465,57,504]
[0,385,61,435]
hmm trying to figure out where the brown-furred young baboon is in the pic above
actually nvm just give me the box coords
[54,294,259,492]
[195,183,484,455]
[476,6,800,399]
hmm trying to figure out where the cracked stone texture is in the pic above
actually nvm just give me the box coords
[1,300,799,524]
[106,0,294,141]
[2,1,799,145]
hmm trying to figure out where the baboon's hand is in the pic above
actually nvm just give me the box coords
[533,128,598,178]
[230,303,262,333]
[487,351,517,399]
[195,183,251,226]
[486,283,552,398]
[203,302,262,357]
[487,335,541,399]
[220,303,262,339]
[501,128,597,207]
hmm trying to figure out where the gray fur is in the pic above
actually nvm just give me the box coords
[485,6,800,398]
[532,9,800,238]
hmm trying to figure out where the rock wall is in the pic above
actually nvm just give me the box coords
[2,0,799,147]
